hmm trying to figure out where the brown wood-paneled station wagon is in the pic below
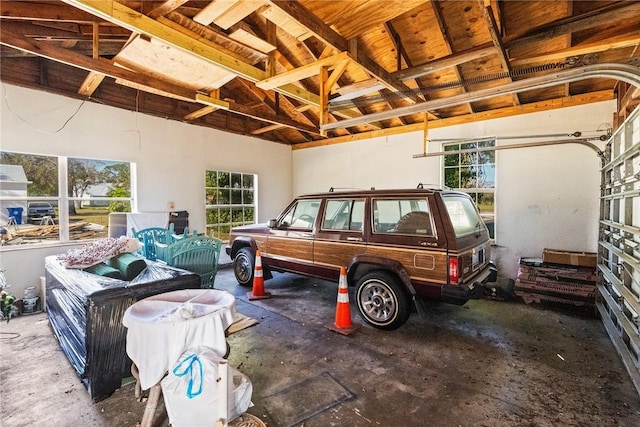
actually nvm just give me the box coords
[227,186,498,330]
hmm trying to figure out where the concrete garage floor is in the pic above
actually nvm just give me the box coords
[2,267,640,427]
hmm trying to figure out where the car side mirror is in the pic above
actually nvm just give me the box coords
[268,219,278,228]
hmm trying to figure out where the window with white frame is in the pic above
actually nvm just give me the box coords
[0,151,133,245]
[443,139,496,239]
[205,170,256,241]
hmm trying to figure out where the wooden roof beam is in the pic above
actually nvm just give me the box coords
[431,2,476,114]
[250,123,285,135]
[0,22,196,100]
[77,22,104,96]
[505,1,640,49]
[296,90,614,150]
[193,0,241,26]
[0,23,330,136]
[333,43,496,103]
[148,0,190,19]
[256,51,349,90]
[482,4,520,105]
[60,0,332,121]
[0,1,104,23]
[213,1,266,30]
[510,33,640,68]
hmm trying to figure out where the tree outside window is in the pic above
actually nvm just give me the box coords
[205,170,256,241]
[1,151,132,245]
[443,140,496,239]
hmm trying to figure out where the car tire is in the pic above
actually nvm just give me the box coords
[233,247,255,287]
[355,271,411,330]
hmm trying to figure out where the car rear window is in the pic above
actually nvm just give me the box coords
[372,198,434,236]
[442,194,484,237]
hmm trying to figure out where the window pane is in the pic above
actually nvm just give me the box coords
[206,188,216,205]
[444,153,459,167]
[242,175,254,189]
[218,172,230,188]
[460,166,477,188]
[232,207,243,223]
[218,189,230,205]
[477,165,495,188]
[224,208,233,223]
[68,158,130,198]
[231,173,242,189]
[218,225,231,241]
[206,208,218,224]
[244,207,254,223]
[476,193,494,213]
[1,152,58,196]
[205,171,217,187]
[478,150,495,164]
[243,190,253,204]
[460,151,477,166]
[444,168,459,189]
[231,189,242,204]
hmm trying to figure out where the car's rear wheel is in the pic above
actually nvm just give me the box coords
[355,271,411,330]
[233,247,255,287]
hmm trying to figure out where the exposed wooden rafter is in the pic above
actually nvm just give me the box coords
[1,0,637,146]
[263,0,422,105]
[482,4,520,105]
[431,2,476,114]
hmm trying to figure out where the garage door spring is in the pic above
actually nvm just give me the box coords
[328,56,595,111]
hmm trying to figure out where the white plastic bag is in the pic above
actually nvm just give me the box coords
[161,346,253,427]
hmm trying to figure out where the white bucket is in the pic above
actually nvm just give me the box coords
[24,286,38,299]
[23,296,39,313]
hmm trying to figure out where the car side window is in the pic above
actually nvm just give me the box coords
[372,198,434,236]
[322,199,365,231]
[280,199,320,229]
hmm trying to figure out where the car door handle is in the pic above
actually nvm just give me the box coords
[347,237,363,242]
[302,233,314,238]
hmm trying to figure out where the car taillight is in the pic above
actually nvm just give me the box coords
[449,257,459,284]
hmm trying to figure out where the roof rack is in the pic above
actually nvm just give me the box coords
[417,182,451,190]
[328,187,363,192]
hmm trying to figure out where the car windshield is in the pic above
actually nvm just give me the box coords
[442,194,485,237]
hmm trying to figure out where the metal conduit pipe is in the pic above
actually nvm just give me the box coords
[321,63,640,132]
[412,138,605,159]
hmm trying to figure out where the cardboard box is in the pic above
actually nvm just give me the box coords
[542,248,597,268]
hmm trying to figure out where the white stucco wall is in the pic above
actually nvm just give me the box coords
[0,81,616,296]
[293,101,615,280]
[0,83,292,296]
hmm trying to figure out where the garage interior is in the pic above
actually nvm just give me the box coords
[1,1,640,426]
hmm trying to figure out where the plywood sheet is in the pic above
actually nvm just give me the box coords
[114,34,235,92]
[301,0,426,39]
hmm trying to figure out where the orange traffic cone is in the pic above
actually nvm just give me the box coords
[325,266,360,335]
[247,250,272,300]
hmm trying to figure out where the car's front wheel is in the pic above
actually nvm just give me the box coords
[233,247,255,287]
[355,271,411,330]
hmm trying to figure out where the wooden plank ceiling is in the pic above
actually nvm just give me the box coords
[1,0,639,148]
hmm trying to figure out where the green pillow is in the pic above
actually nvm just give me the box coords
[106,253,147,281]
[83,263,123,280]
